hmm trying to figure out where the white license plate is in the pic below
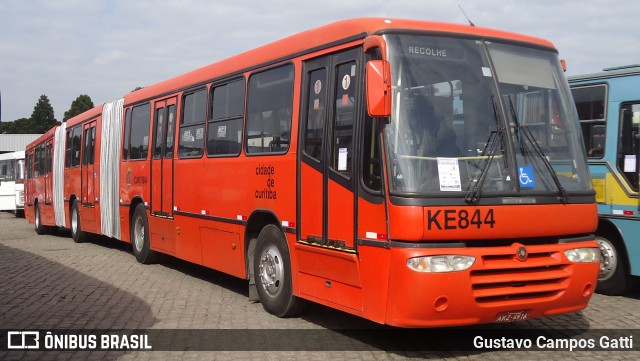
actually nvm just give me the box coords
[494,309,531,323]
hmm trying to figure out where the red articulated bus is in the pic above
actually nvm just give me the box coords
[25,18,600,327]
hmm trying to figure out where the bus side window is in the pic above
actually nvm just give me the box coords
[618,102,640,191]
[130,104,151,160]
[179,89,207,158]
[245,64,294,154]
[571,84,606,158]
[208,78,245,157]
[123,108,131,161]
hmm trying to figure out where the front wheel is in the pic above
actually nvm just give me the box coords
[253,224,305,317]
[596,235,635,295]
[131,203,160,264]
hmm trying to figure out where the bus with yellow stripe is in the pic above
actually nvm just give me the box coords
[570,65,640,295]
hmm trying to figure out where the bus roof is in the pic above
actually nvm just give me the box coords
[0,150,25,160]
[568,65,640,83]
[25,126,58,150]
[123,17,556,106]
[65,104,105,128]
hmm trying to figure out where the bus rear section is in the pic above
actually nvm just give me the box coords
[570,66,640,295]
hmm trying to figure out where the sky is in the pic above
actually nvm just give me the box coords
[1,0,638,124]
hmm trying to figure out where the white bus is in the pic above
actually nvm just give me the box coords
[0,150,26,216]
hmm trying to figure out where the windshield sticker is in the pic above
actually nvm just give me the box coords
[482,67,492,77]
[408,46,447,57]
[342,74,351,90]
[338,148,348,171]
[217,125,227,138]
[437,157,461,191]
[196,127,204,140]
[624,155,637,172]
[314,80,322,94]
[182,129,194,142]
[518,166,536,188]
[313,98,320,110]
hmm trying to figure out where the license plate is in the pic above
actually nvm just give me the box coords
[494,309,531,323]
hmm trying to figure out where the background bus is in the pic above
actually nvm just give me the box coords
[25,18,600,327]
[0,150,26,217]
[569,65,640,295]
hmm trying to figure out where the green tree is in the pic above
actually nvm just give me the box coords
[29,94,59,133]
[64,94,94,122]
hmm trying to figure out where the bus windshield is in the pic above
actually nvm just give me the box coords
[383,34,591,201]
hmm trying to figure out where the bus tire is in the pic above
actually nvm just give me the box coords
[131,203,160,264]
[596,234,635,295]
[253,224,305,317]
[34,203,47,235]
[71,200,86,243]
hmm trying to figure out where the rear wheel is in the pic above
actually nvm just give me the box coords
[71,200,86,243]
[596,234,635,295]
[131,203,160,264]
[253,224,305,317]
[34,203,47,235]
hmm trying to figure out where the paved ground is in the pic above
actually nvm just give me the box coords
[1,210,639,360]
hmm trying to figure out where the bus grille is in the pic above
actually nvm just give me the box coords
[470,250,570,304]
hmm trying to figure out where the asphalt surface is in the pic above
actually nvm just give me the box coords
[1,210,639,360]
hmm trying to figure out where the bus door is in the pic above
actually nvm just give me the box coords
[151,97,177,217]
[44,140,54,206]
[81,121,97,206]
[299,49,361,299]
[150,97,177,253]
[81,121,97,230]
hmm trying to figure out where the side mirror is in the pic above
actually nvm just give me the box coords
[366,60,391,117]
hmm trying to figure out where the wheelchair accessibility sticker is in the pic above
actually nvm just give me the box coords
[518,166,535,188]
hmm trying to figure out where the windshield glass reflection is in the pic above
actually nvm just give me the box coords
[383,34,591,200]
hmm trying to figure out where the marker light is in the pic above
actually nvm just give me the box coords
[564,248,600,263]
[406,255,475,273]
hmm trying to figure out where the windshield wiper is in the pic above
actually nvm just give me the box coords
[465,97,504,204]
[507,96,568,203]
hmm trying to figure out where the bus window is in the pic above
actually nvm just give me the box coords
[65,126,82,168]
[331,62,357,178]
[179,89,206,158]
[618,102,640,191]
[571,84,607,158]
[123,108,131,161]
[245,64,294,154]
[304,68,327,161]
[34,145,42,177]
[130,103,151,160]
[207,79,245,156]
[0,159,14,181]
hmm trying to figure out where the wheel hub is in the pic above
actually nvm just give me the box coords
[71,208,78,234]
[598,237,617,281]
[134,217,145,252]
[258,245,284,298]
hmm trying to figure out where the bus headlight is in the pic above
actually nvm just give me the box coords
[564,248,600,263]
[406,255,475,273]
